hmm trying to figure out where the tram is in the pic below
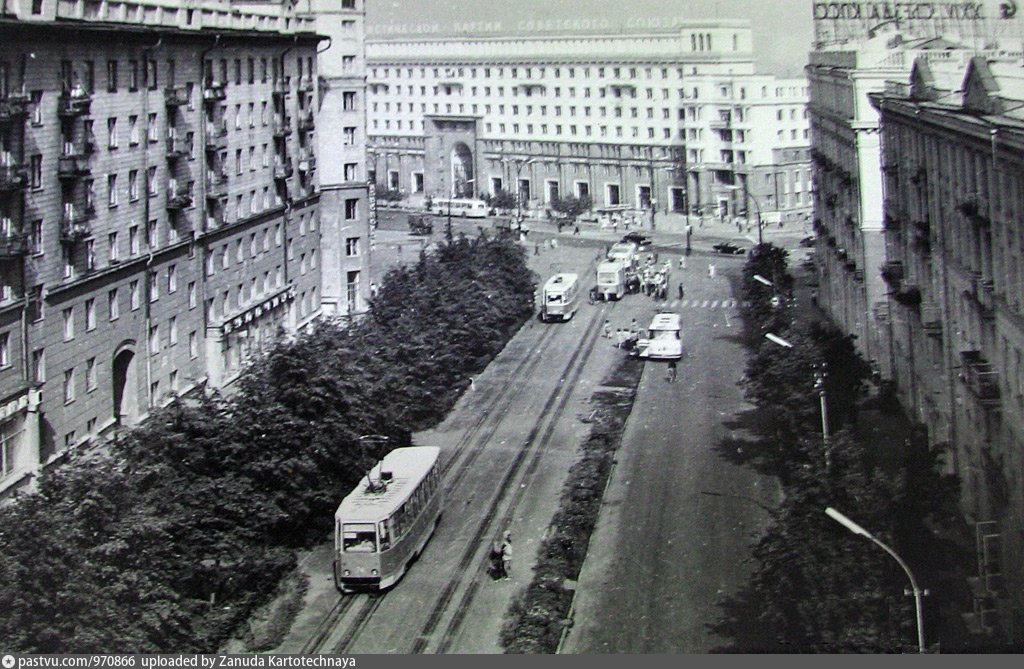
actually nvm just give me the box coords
[334,446,443,592]
[431,198,488,218]
[541,273,580,322]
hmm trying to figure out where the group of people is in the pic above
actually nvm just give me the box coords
[604,318,644,350]
[640,256,673,301]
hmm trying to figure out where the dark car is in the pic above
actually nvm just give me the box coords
[408,215,433,235]
[621,232,653,247]
[712,241,746,255]
[799,235,816,247]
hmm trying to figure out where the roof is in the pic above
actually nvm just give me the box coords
[544,274,579,290]
[649,313,681,330]
[608,242,637,256]
[335,447,441,523]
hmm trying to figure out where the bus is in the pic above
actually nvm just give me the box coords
[431,198,488,218]
[334,446,443,593]
[635,312,682,360]
[541,273,580,322]
[596,260,627,301]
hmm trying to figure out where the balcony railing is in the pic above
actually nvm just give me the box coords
[206,174,229,199]
[920,301,942,334]
[166,137,189,160]
[164,86,189,108]
[298,109,315,131]
[57,93,92,117]
[298,151,316,172]
[709,117,732,130]
[299,75,315,92]
[0,94,29,124]
[272,79,290,98]
[273,116,293,137]
[965,273,996,321]
[57,154,91,180]
[166,190,193,211]
[202,81,226,103]
[274,159,293,180]
[961,351,1000,404]
[205,124,228,150]
[0,232,29,258]
[60,208,93,242]
[0,164,28,191]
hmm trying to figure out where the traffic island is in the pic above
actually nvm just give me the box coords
[499,356,644,653]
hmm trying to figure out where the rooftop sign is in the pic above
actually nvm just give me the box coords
[813,0,1014,44]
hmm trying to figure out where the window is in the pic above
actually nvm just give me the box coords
[28,285,43,322]
[128,170,138,201]
[168,265,177,293]
[62,307,74,341]
[344,234,360,256]
[149,325,159,354]
[85,298,96,331]
[63,369,75,404]
[169,316,178,346]
[189,331,198,359]
[343,127,356,145]
[345,199,358,220]
[86,357,97,392]
[108,288,119,320]
[146,218,157,247]
[128,60,138,91]
[129,280,140,310]
[148,270,159,302]
[30,155,41,189]
[146,59,158,90]
[188,281,196,308]
[85,240,96,271]
[30,219,42,254]
[31,348,44,383]
[107,118,118,148]
[0,333,8,368]
[148,113,158,142]
[147,167,157,197]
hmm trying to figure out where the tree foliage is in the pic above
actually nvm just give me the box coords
[0,234,535,652]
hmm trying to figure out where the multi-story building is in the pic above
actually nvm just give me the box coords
[0,0,328,497]
[303,0,370,318]
[872,56,1024,643]
[363,24,811,228]
[807,32,996,378]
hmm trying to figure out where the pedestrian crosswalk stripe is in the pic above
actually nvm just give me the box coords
[668,298,744,309]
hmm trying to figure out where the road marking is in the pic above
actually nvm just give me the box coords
[701,300,710,308]
[710,300,719,309]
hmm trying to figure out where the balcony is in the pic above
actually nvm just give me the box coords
[961,351,1000,405]
[166,190,193,211]
[0,232,29,257]
[709,116,733,130]
[206,173,229,199]
[57,154,91,180]
[0,93,29,124]
[272,79,290,98]
[205,124,228,151]
[166,136,190,160]
[297,109,315,132]
[164,86,189,108]
[0,164,28,191]
[273,116,293,137]
[57,93,92,117]
[274,159,294,180]
[298,150,316,173]
[965,273,996,321]
[202,81,226,103]
[921,301,942,335]
[300,75,315,92]
[60,208,93,243]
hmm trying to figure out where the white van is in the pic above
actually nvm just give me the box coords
[635,312,682,360]
[541,273,580,322]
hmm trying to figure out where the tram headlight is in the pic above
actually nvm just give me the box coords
[371,569,379,576]
[343,569,350,576]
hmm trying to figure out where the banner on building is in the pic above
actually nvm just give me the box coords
[812,0,1016,45]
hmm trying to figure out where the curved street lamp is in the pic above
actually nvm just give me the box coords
[825,507,928,653]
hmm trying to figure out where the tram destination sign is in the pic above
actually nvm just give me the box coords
[813,0,1015,44]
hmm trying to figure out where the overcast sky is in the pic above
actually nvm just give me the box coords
[365,0,815,76]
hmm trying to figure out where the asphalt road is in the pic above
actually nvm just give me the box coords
[562,251,782,653]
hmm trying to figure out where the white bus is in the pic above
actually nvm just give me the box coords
[334,446,443,592]
[635,312,682,360]
[596,260,627,301]
[541,273,580,322]
[431,198,488,218]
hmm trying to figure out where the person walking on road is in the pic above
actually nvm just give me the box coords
[679,255,687,270]
[708,263,716,279]
[678,283,685,300]
[666,359,677,383]
[500,532,513,580]
[603,319,612,338]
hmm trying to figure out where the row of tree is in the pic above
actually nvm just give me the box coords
[0,234,536,652]
[714,243,965,652]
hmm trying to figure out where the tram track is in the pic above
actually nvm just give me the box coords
[301,258,608,655]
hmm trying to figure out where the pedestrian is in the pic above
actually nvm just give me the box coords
[708,263,716,279]
[603,319,611,338]
[573,225,580,235]
[630,318,638,337]
[500,531,513,580]
[550,237,558,250]
[534,243,540,255]
[397,243,402,254]
[678,283,684,300]
[666,359,677,383]
[679,255,687,270]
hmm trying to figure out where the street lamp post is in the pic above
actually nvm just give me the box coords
[446,178,474,239]
[732,182,764,246]
[825,507,928,654]
[508,157,536,233]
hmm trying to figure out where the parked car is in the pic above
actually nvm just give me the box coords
[408,215,433,235]
[799,236,816,247]
[712,241,746,255]
[621,232,653,247]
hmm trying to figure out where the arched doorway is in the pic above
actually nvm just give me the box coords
[112,344,139,426]
[450,142,474,197]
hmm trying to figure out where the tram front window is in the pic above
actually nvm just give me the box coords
[546,293,563,303]
[342,523,378,552]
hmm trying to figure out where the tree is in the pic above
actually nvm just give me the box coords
[488,189,517,214]
[549,195,591,231]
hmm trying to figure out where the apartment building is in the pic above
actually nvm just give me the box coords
[872,56,1024,643]
[0,0,327,497]
[364,24,810,225]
